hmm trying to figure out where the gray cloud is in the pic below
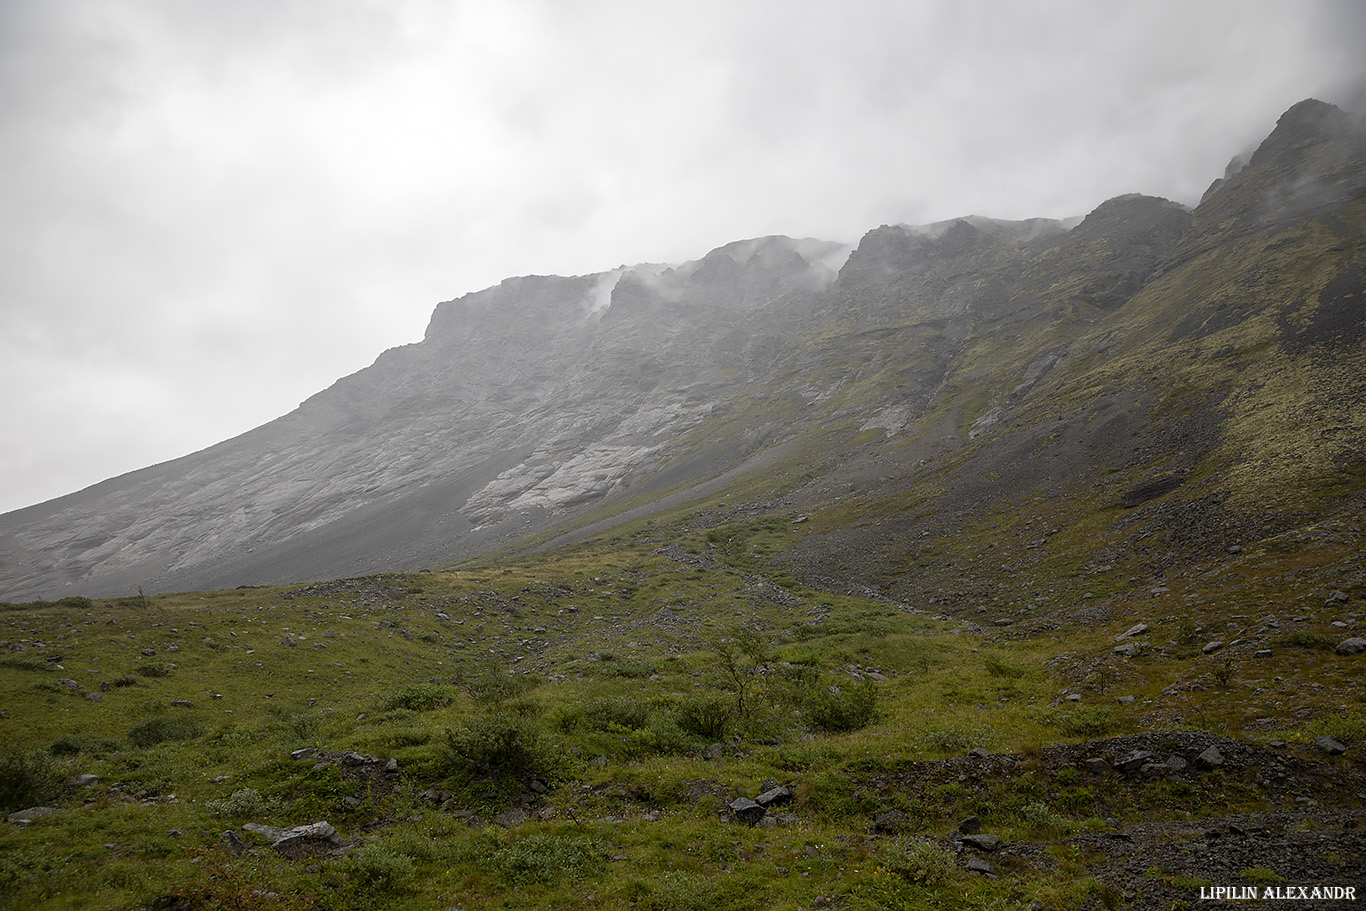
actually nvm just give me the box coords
[2,0,1364,513]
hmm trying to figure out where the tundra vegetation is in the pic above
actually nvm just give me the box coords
[1,499,1363,909]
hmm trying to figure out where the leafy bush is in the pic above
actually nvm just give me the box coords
[882,836,958,886]
[205,787,275,819]
[647,869,715,911]
[134,663,172,678]
[491,834,610,885]
[49,733,121,756]
[804,680,878,732]
[1054,705,1118,738]
[462,670,535,704]
[0,749,61,812]
[583,696,651,731]
[382,683,457,712]
[128,716,203,747]
[674,694,732,741]
[443,715,547,776]
[1273,632,1339,652]
[346,843,417,894]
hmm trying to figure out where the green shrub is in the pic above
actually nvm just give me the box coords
[804,680,878,732]
[1055,705,1118,738]
[647,869,715,911]
[346,843,416,894]
[127,716,204,748]
[491,833,610,885]
[205,787,275,819]
[0,749,61,812]
[583,696,651,731]
[382,683,457,712]
[462,670,535,704]
[443,715,547,776]
[674,694,732,741]
[49,733,122,757]
[134,663,172,678]
[882,836,958,886]
[1273,631,1339,651]
[983,654,1028,679]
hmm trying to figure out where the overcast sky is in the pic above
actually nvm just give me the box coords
[1,0,1363,515]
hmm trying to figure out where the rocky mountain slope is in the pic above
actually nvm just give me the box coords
[1,98,1363,603]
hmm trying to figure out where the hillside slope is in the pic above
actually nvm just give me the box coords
[0,99,1362,604]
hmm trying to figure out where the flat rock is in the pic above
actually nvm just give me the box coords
[728,797,766,825]
[7,807,60,825]
[1315,735,1348,755]
[755,785,792,807]
[960,833,1001,852]
[494,808,530,828]
[270,821,343,858]
[1116,623,1150,642]
[67,774,100,789]
[1196,746,1225,768]
[1202,641,1225,654]
[1116,749,1158,772]
[965,856,995,875]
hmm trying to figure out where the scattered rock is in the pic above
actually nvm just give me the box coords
[1115,695,1136,705]
[270,821,344,859]
[1116,750,1158,773]
[290,748,319,761]
[960,833,1001,852]
[964,856,995,875]
[756,785,792,807]
[1113,643,1138,657]
[728,797,766,826]
[1202,641,1225,655]
[1315,736,1348,756]
[494,808,530,828]
[1335,637,1366,656]
[871,809,909,833]
[1084,757,1112,774]
[958,815,982,835]
[1116,624,1150,642]
[280,635,298,648]
[67,774,100,789]
[220,830,246,854]
[1197,746,1225,768]
[170,699,193,708]
[967,747,991,759]
[6,807,60,825]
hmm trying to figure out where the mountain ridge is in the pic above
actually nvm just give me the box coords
[2,97,1363,604]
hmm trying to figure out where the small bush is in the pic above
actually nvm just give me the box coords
[346,843,416,895]
[0,749,61,812]
[647,869,715,911]
[382,683,457,712]
[674,694,732,741]
[128,716,203,748]
[443,715,547,776]
[205,787,275,819]
[983,655,1028,679]
[104,674,141,690]
[882,836,958,886]
[1274,632,1339,652]
[804,680,878,733]
[583,696,651,732]
[49,733,121,757]
[462,670,535,705]
[1055,705,1118,738]
[491,833,610,885]
[134,663,172,678]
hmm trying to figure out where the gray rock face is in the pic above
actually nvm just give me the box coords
[1335,637,1366,656]
[269,821,343,858]
[728,797,766,826]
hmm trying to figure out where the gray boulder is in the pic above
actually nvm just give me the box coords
[1335,637,1366,656]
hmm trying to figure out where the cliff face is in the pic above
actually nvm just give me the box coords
[2,100,1363,603]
